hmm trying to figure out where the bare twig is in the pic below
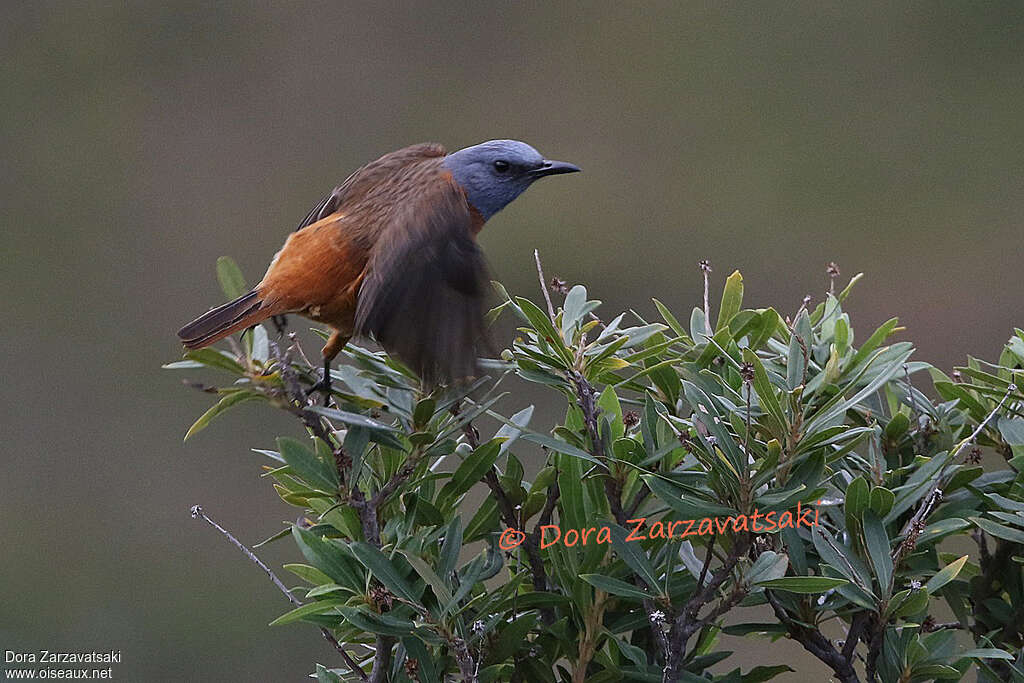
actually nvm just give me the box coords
[699,260,712,337]
[827,262,840,295]
[534,248,557,322]
[895,383,1016,555]
[922,620,963,632]
[191,506,367,680]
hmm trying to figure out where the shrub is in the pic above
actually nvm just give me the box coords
[169,257,1024,682]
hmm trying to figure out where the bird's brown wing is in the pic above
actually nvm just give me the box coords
[295,188,343,232]
[295,143,449,232]
[354,169,489,385]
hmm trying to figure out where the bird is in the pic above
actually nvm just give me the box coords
[177,139,580,391]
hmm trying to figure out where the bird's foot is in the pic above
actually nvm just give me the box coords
[272,315,289,338]
[304,360,333,406]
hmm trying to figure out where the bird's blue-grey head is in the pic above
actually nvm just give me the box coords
[442,139,580,220]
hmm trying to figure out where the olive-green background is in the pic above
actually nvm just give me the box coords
[3,3,1022,680]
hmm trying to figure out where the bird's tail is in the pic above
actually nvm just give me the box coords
[177,290,274,350]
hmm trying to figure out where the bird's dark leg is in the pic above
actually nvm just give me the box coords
[304,331,348,406]
[305,356,334,406]
[272,315,289,338]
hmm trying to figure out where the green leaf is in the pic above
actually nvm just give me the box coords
[885,450,953,523]
[308,406,400,433]
[562,284,588,335]
[515,296,572,366]
[495,405,534,456]
[349,542,419,604]
[291,527,364,590]
[609,524,663,596]
[746,551,788,585]
[908,664,961,680]
[399,551,453,611]
[806,344,914,439]
[438,516,463,578]
[925,555,968,594]
[749,308,782,351]
[559,454,587,531]
[642,474,738,519]
[887,587,929,618]
[436,439,502,510]
[597,385,625,440]
[716,270,744,332]
[277,436,339,491]
[184,390,262,440]
[786,310,811,390]
[756,576,848,593]
[971,516,1024,543]
[520,432,602,466]
[216,256,248,299]
[412,397,436,427]
[486,613,538,665]
[337,607,416,637]
[847,317,900,372]
[845,477,869,528]
[743,349,787,439]
[956,648,1015,661]
[917,518,970,546]
[403,637,439,683]
[268,598,344,626]
[812,527,874,595]
[183,348,246,375]
[580,573,653,600]
[862,510,893,597]
[315,663,341,683]
[653,298,693,343]
[283,563,333,586]
[869,487,895,518]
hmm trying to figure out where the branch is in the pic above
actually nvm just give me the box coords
[893,383,1016,562]
[191,506,367,681]
[663,535,747,682]
[842,612,868,661]
[453,403,552,622]
[368,636,395,683]
[864,617,884,683]
[765,589,859,683]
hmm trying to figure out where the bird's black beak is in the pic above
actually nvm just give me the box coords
[530,159,581,177]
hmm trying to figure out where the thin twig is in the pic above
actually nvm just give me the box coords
[699,260,712,337]
[191,506,367,680]
[896,383,1016,547]
[534,248,557,321]
[922,621,963,632]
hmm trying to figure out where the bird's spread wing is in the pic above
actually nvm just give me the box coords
[354,169,489,384]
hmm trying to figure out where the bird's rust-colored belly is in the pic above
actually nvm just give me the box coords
[255,214,368,334]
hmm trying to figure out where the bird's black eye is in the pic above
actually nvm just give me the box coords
[493,159,510,173]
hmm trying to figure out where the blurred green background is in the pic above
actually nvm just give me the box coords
[3,2,1023,680]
